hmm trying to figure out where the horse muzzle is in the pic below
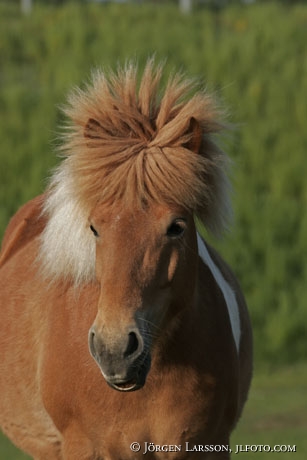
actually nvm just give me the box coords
[88,325,151,392]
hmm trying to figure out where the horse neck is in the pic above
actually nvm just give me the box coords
[151,271,200,371]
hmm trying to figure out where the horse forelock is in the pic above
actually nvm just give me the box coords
[39,166,96,285]
[39,59,232,283]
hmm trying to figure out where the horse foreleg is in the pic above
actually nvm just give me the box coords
[61,422,97,460]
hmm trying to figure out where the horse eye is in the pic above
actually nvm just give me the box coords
[166,220,186,238]
[90,224,99,237]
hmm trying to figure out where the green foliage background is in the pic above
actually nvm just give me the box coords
[1,1,307,368]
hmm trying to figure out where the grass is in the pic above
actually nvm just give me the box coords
[1,2,307,457]
[1,364,306,459]
[231,363,307,457]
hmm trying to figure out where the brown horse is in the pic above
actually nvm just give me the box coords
[0,61,252,459]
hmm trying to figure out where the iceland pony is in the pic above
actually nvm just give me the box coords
[0,61,252,459]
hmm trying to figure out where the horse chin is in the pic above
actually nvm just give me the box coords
[107,379,142,392]
[105,355,151,393]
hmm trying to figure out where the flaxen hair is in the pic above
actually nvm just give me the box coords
[40,59,231,284]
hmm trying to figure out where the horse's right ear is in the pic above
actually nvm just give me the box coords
[184,117,203,154]
[84,118,104,140]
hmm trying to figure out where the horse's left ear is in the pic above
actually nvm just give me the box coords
[84,118,104,140]
[184,117,202,154]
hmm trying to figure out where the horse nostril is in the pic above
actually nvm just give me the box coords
[124,331,140,358]
[89,328,96,354]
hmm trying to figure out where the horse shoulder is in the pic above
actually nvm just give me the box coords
[0,194,46,267]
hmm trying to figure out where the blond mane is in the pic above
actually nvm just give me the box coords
[40,59,231,284]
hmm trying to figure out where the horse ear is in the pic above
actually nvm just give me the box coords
[184,117,202,154]
[84,118,104,139]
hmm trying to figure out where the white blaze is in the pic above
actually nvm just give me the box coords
[197,233,241,353]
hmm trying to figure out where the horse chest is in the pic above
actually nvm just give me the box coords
[77,370,217,460]
[97,401,210,460]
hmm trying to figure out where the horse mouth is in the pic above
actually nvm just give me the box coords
[109,378,140,392]
[106,354,151,392]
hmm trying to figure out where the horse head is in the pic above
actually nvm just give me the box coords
[88,202,198,391]
[40,60,230,391]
